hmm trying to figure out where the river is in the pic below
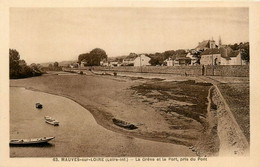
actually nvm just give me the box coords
[10,87,194,157]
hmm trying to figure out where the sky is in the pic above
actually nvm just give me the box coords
[10,7,249,64]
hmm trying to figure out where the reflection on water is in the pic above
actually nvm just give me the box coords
[10,87,194,157]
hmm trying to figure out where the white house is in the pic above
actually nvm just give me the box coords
[134,54,151,67]
[165,57,174,66]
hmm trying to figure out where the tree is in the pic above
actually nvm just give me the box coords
[30,63,44,75]
[240,42,249,62]
[54,62,59,68]
[9,49,21,78]
[48,64,53,70]
[9,48,42,78]
[163,50,176,59]
[78,48,108,66]
[230,43,239,50]
[89,48,108,66]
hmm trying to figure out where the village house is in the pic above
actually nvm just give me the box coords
[164,57,174,66]
[200,47,247,65]
[200,48,221,65]
[80,59,88,67]
[100,59,109,66]
[122,58,135,66]
[109,61,120,67]
[133,54,151,67]
[70,63,79,68]
[220,47,247,65]
[186,52,199,65]
[165,53,192,66]
[122,53,137,66]
[174,57,191,66]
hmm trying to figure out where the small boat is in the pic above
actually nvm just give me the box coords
[45,116,59,126]
[36,103,43,109]
[10,137,55,145]
[112,118,138,130]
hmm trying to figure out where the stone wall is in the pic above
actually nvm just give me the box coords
[81,65,249,77]
[91,66,203,76]
[205,65,249,77]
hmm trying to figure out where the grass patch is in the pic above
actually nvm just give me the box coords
[131,80,212,123]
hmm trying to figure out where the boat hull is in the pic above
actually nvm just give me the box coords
[112,118,138,130]
[45,120,59,126]
[10,137,55,145]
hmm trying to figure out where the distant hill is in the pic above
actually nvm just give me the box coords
[40,60,77,67]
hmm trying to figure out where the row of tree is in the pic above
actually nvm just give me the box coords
[9,49,44,79]
[47,62,62,71]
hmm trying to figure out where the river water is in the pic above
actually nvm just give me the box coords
[10,87,194,157]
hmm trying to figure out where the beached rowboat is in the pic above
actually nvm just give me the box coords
[36,103,43,109]
[112,118,138,130]
[10,137,55,145]
[45,116,59,126]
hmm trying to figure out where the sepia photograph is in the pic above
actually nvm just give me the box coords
[8,6,251,158]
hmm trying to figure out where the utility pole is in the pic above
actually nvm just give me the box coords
[212,52,214,76]
[140,55,142,73]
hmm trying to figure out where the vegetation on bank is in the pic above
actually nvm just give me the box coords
[9,49,45,79]
[46,62,62,71]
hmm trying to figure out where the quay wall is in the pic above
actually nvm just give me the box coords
[68,65,249,77]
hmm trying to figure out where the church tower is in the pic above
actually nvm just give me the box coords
[219,36,222,47]
[209,37,216,49]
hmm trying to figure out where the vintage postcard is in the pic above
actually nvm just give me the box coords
[1,0,260,167]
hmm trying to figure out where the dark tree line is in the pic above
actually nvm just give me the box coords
[47,62,62,71]
[78,48,108,66]
[148,49,186,66]
[9,49,44,79]
[228,42,250,62]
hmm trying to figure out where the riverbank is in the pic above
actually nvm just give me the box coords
[10,72,229,156]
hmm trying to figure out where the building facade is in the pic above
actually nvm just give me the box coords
[133,54,151,67]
